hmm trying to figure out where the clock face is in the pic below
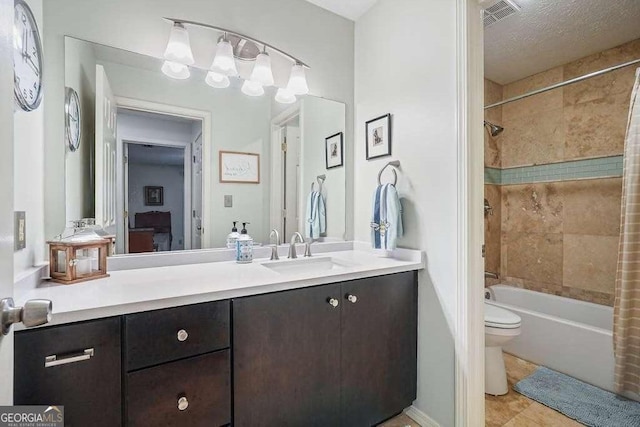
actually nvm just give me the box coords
[13,0,43,112]
[65,88,82,151]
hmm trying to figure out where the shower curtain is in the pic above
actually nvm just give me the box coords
[614,68,640,397]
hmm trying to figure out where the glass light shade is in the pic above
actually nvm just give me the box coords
[275,87,297,104]
[241,80,265,97]
[163,23,195,65]
[212,39,238,76]
[250,52,275,87]
[205,70,230,89]
[161,60,190,80]
[287,63,309,95]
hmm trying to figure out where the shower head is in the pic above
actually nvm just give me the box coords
[484,120,504,137]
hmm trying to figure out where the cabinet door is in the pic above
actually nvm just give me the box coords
[14,317,122,427]
[341,272,418,426]
[233,284,342,427]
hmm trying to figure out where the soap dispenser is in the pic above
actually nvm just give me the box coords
[226,221,240,249]
[236,222,253,264]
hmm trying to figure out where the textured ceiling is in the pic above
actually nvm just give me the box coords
[484,0,640,84]
[303,0,378,21]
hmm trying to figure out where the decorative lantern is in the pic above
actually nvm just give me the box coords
[48,235,110,285]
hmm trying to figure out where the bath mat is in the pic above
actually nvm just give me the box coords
[514,366,640,427]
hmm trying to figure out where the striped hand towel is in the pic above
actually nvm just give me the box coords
[370,183,403,250]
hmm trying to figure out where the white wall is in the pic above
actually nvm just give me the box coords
[14,0,45,276]
[128,163,185,251]
[355,1,457,425]
[64,37,96,222]
[300,97,346,240]
[42,0,355,245]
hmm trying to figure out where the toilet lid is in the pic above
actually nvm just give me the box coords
[485,302,521,328]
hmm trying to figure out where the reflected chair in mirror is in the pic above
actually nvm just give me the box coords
[130,211,173,253]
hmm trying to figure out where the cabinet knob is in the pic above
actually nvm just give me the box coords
[346,294,358,304]
[327,298,339,308]
[177,329,189,342]
[177,396,189,411]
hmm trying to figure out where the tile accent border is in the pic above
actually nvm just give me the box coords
[485,156,623,185]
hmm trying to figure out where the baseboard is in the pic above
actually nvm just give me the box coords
[404,406,441,427]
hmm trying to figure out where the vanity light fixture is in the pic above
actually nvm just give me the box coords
[275,87,297,104]
[162,18,310,103]
[211,35,238,76]
[163,23,195,65]
[250,50,275,87]
[241,80,265,97]
[161,60,191,79]
[287,63,309,95]
[205,70,230,88]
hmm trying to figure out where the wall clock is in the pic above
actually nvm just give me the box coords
[65,87,82,151]
[13,0,44,112]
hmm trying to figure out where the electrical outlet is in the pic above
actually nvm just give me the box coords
[14,211,26,251]
[224,195,233,208]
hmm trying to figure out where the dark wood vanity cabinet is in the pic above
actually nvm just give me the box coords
[233,271,418,427]
[123,301,231,427]
[14,317,123,427]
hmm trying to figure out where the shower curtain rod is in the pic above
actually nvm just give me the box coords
[485,57,640,109]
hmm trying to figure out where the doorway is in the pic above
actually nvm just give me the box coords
[116,109,202,254]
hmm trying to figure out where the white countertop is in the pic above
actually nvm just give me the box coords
[14,245,424,329]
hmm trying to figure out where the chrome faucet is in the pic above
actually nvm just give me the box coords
[304,239,313,258]
[288,232,305,259]
[269,229,280,261]
[484,271,499,280]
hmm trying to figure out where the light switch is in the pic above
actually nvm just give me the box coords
[15,211,26,251]
[224,195,233,208]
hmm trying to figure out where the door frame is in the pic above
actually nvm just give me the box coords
[123,139,192,252]
[114,97,212,249]
[0,0,15,404]
[270,105,302,235]
[455,0,485,425]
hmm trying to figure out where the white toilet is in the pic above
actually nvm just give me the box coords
[484,301,521,396]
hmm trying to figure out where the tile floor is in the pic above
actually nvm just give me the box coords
[485,353,585,426]
[378,413,420,427]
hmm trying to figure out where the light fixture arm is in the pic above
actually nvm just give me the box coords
[164,18,310,68]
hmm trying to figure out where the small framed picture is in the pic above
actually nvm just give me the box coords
[219,151,260,184]
[325,132,344,169]
[366,113,392,160]
[144,186,164,206]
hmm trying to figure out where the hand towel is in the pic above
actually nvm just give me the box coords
[370,184,403,250]
[305,191,326,239]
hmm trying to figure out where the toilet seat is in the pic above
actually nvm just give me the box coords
[484,302,521,329]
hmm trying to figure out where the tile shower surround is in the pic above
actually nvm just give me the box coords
[483,38,640,306]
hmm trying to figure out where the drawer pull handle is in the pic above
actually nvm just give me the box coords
[346,294,358,304]
[177,396,189,411]
[177,329,189,342]
[327,298,339,308]
[44,348,94,368]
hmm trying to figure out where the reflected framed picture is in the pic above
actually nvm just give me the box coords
[219,151,260,184]
[144,186,164,206]
[366,113,392,160]
[325,132,344,169]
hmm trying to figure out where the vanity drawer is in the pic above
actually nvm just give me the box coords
[126,350,230,427]
[14,317,122,427]
[125,300,229,371]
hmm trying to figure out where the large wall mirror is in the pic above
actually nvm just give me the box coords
[56,35,346,255]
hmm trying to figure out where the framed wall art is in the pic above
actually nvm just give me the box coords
[219,151,260,184]
[366,113,392,160]
[144,186,164,206]
[325,132,344,169]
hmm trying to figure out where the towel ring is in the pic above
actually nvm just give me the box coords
[377,161,400,186]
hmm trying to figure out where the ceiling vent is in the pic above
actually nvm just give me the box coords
[483,0,521,28]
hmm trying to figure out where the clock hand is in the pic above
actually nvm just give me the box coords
[26,54,39,76]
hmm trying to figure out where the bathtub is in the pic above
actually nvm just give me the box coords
[487,284,615,392]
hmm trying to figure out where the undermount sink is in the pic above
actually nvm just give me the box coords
[261,256,353,275]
